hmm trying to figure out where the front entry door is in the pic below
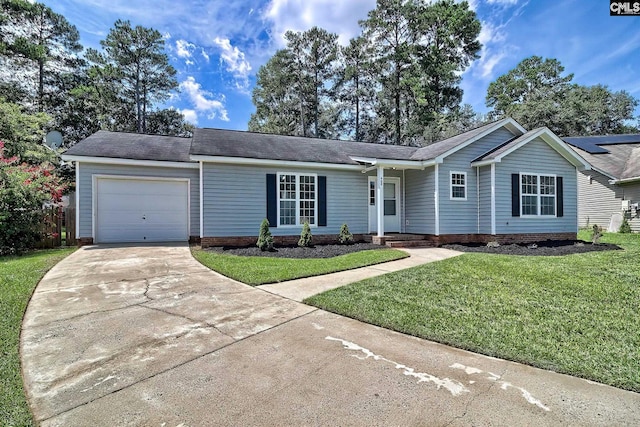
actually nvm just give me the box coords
[368,176,401,233]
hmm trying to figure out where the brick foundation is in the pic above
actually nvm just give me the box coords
[200,234,366,248]
[420,233,578,245]
[77,237,94,246]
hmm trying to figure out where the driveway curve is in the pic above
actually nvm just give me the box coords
[22,244,640,426]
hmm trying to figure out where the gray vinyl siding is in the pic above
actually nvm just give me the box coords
[494,137,578,234]
[478,166,492,234]
[202,163,368,236]
[578,170,640,232]
[405,168,435,234]
[438,128,516,234]
[77,162,200,238]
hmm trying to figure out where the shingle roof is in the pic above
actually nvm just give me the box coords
[564,135,640,180]
[191,128,418,165]
[63,130,192,162]
[473,129,541,162]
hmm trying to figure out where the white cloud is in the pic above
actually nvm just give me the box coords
[486,0,520,5]
[201,48,210,62]
[176,39,196,58]
[178,108,198,125]
[213,37,252,76]
[213,37,252,91]
[263,0,376,46]
[180,76,229,122]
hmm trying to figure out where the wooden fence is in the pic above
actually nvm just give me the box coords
[37,206,76,248]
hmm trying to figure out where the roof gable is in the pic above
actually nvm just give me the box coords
[472,127,590,170]
[564,134,640,182]
[410,118,526,162]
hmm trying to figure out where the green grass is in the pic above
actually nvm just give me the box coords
[1,248,75,427]
[306,232,640,392]
[192,248,408,285]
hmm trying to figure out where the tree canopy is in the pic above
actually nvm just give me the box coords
[250,0,482,145]
[486,56,639,136]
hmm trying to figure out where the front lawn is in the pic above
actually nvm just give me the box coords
[306,232,640,392]
[0,248,75,427]
[192,247,408,285]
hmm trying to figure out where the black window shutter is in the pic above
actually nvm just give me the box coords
[556,176,563,217]
[511,174,520,217]
[266,174,277,227]
[318,176,327,226]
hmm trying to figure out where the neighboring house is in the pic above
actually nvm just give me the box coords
[61,118,590,247]
[564,134,640,232]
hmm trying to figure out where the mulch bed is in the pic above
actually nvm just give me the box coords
[203,242,386,259]
[441,240,622,256]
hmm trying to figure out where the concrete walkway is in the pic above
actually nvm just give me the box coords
[258,247,462,301]
[21,244,640,426]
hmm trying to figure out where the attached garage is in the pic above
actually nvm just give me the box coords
[95,176,189,243]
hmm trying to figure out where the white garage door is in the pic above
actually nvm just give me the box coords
[96,177,189,243]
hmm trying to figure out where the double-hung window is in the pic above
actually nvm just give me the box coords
[450,172,467,200]
[278,173,317,226]
[521,173,555,216]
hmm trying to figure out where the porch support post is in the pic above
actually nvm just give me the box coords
[377,165,384,237]
[434,163,440,236]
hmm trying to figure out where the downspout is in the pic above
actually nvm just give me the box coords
[377,165,385,237]
[75,162,80,239]
[434,164,440,236]
[199,161,204,238]
[402,169,406,234]
[491,163,496,235]
[476,167,480,234]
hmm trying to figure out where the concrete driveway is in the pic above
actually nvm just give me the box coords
[21,244,640,426]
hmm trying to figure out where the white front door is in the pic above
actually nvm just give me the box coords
[368,176,401,233]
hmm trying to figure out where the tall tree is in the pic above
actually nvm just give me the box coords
[486,56,639,135]
[86,20,178,133]
[250,27,339,138]
[0,98,52,163]
[336,36,378,141]
[0,0,83,112]
[361,0,481,145]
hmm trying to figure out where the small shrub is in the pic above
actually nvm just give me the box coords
[619,217,632,233]
[298,222,313,247]
[256,218,274,251]
[591,224,603,244]
[338,223,354,245]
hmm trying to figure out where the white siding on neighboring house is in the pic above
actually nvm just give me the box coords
[577,170,640,232]
[202,163,368,237]
[494,137,578,234]
[77,163,200,239]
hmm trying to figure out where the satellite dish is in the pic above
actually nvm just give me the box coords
[44,131,63,149]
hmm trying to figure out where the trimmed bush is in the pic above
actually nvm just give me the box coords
[619,217,632,233]
[338,223,354,245]
[298,222,313,247]
[256,218,274,251]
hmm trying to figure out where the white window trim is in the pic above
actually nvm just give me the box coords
[519,172,557,218]
[450,171,467,201]
[276,172,318,228]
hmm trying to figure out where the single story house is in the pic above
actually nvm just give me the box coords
[61,118,590,247]
[564,134,640,232]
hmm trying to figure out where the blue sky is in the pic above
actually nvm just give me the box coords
[43,0,640,131]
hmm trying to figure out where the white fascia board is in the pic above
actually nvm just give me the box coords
[61,155,199,169]
[470,159,497,167]
[610,176,640,185]
[353,156,437,169]
[191,155,363,171]
[589,166,616,180]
